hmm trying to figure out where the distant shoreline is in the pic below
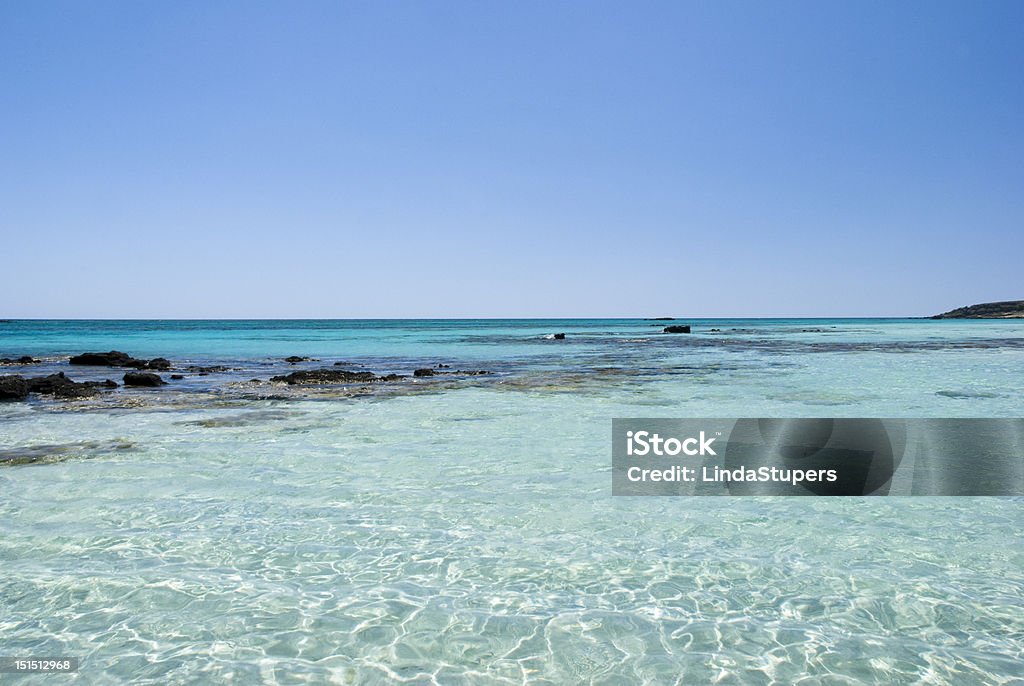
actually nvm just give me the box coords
[2,315,1024,322]
[930,300,1024,319]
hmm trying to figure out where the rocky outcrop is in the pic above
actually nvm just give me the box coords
[123,372,167,387]
[187,365,231,374]
[414,368,491,378]
[0,375,29,401]
[284,356,317,364]
[270,369,401,385]
[70,350,141,366]
[0,356,39,365]
[26,372,111,398]
[553,333,566,340]
[663,325,691,333]
[70,350,173,370]
[931,300,1024,319]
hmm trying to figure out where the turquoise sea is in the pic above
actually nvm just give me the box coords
[2,319,1023,684]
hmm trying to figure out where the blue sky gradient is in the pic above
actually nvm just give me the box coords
[2,1,1021,317]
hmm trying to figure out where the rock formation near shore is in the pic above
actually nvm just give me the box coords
[0,356,39,365]
[931,301,1024,319]
[123,372,167,387]
[0,372,118,401]
[414,368,491,377]
[663,325,691,333]
[70,350,174,370]
[270,369,403,385]
[0,376,29,401]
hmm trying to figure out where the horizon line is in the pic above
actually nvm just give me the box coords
[0,315,962,321]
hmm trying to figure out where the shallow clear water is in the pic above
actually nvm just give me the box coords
[2,319,1023,684]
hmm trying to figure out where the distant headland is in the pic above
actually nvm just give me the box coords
[931,300,1024,319]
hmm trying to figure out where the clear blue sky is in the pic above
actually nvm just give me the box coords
[2,1,1021,318]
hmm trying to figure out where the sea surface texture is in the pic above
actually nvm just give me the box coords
[2,319,1023,684]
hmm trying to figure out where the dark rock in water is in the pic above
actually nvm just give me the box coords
[553,333,566,340]
[0,356,39,365]
[380,374,405,381]
[416,368,491,377]
[170,374,184,380]
[931,300,1024,319]
[709,328,721,332]
[27,372,101,398]
[437,364,451,368]
[285,356,317,364]
[663,325,691,334]
[99,379,118,388]
[70,350,170,369]
[187,365,231,373]
[270,369,393,385]
[70,350,139,366]
[123,371,167,387]
[0,375,30,401]
[411,368,487,378]
[646,317,676,321]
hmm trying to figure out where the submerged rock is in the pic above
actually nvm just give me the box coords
[414,368,435,377]
[0,356,39,365]
[270,369,396,385]
[185,410,295,428]
[170,374,184,380]
[0,440,134,466]
[285,356,316,364]
[663,325,691,334]
[147,357,172,371]
[0,375,29,401]
[553,333,566,340]
[123,371,167,387]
